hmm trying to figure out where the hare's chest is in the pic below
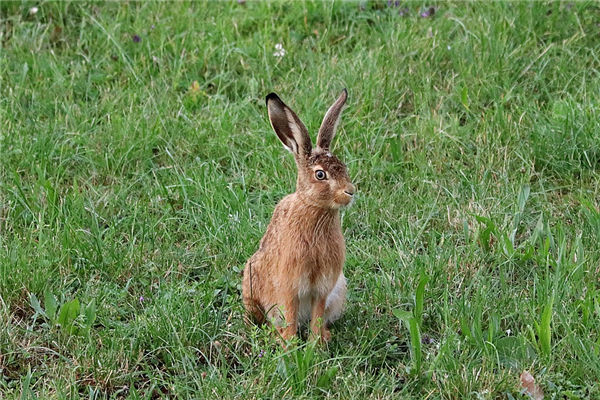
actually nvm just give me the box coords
[292,223,346,323]
[297,267,335,297]
[296,239,345,296]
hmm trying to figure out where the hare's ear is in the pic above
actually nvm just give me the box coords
[266,93,312,157]
[316,89,347,151]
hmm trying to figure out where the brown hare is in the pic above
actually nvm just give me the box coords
[242,89,355,343]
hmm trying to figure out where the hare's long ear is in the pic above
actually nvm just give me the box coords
[266,93,312,157]
[316,89,347,151]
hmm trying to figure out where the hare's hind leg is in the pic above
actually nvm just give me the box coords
[324,273,347,325]
[242,261,265,324]
[243,295,265,325]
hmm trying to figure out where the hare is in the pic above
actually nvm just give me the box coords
[242,89,355,343]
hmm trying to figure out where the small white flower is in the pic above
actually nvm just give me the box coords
[273,43,286,58]
[506,329,512,336]
[447,45,451,50]
[29,6,39,15]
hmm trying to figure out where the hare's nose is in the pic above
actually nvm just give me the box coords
[344,184,356,196]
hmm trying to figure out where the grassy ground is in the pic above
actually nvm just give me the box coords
[1,1,600,398]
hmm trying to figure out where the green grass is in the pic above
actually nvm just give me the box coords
[2,1,600,398]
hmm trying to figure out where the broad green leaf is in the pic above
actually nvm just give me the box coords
[84,299,97,329]
[407,317,422,374]
[540,297,553,357]
[44,291,58,323]
[393,309,412,323]
[58,298,80,334]
[316,366,339,389]
[415,272,429,326]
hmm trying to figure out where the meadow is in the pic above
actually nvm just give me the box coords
[1,1,600,398]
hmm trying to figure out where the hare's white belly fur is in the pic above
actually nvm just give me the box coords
[298,272,346,324]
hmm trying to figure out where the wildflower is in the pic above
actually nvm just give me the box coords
[506,329,512,336]
[29,7,39,15]
[420,6,435,18]
[421,335,435,345]
[151,24,156,30]
[132,34,141,43]
[258,349,265,358]
[139,296,145,303]
[273,43,286,58]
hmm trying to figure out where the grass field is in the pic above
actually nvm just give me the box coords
[2,1,600,398]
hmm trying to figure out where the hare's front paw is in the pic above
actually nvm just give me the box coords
[320,328,331,343]
[277,325,297,341]
[310,326,331,343]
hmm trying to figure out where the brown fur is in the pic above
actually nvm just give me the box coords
[242,90,354,342]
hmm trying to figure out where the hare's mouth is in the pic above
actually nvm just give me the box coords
[334,191,355,208]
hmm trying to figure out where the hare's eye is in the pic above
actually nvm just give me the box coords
[315,170,327,180]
